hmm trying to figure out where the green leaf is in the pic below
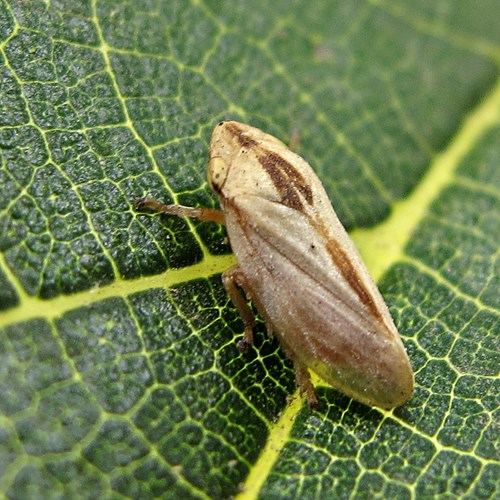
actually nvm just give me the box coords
[0,1,498,499]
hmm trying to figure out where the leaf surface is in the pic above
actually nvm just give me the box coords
[0,1,498,498]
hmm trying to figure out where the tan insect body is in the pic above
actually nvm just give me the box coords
[137,121,414,408]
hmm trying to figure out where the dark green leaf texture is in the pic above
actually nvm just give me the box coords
[0,1,498,498]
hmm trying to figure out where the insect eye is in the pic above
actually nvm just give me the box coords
[208,156,229,193]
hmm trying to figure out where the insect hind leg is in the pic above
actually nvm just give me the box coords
[280,339,319,408]
[294,362,318,409]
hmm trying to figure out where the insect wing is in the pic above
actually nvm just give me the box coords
[211,121,413,407]
[224,193,412,408]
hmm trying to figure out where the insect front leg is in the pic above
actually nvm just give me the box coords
[135,198,225,225]
[222,265,256,352]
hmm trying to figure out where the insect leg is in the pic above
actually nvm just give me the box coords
[135,198,225,225]
[288,128,300,150]
[294,362,318,409]
[222,265,256,352]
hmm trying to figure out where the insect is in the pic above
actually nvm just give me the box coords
[136,121,414,408]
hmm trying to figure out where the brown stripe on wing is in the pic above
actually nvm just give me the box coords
[225,122,258,148]
[325,238,385,325]
[257,151,314,211]
[224,122,314,209]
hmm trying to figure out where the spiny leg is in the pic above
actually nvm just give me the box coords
[135,198,225,225]
[277,338,318,409]
[288,128,300,151]
[294,361,318,409]
[222,265,256,352]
